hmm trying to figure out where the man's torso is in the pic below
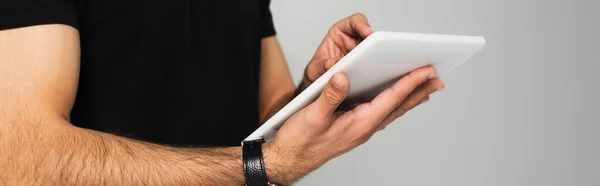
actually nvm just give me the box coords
[67,0,274,147]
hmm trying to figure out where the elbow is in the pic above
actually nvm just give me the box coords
[0,109,74,153]
[0,112,72,182]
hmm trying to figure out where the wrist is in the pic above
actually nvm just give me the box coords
[262,142,304,185]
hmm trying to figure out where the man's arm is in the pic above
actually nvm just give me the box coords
[0,24,291,185]
[258,36,296,123]
[0,18,443,186]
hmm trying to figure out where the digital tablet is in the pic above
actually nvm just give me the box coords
[243,31,486,142]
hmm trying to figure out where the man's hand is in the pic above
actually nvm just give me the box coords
[258,13,446,185]
[299,13,373,92]
[265,66,445,185]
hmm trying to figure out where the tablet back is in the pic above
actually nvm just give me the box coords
[244,31,486,142]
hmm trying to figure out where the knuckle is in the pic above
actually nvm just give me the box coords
[395,94,405,105]
[352,13,366,19]
[324,90,343,105]
[325,58,337,70]
[351,132,368,145]
[359,133,372,144]
[405,70,429,86]
[394,107,407,118]
[385,89,405,105]
[428,84,439,93]
[406,71,419,81]
[340,110,358,124]
[395,74,418,90]
[353,103,371,116]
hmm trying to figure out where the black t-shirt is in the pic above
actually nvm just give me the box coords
[0,0,276,147]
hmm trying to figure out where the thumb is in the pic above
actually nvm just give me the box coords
[313,73,350,117]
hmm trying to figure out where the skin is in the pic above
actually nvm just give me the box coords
[0,14,444,185]
[258,36,296,124]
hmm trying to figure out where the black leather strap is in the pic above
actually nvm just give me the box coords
[242,138,269,186]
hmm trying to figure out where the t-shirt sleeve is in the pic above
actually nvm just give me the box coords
[0,0,79,31]
[259,0,276,37]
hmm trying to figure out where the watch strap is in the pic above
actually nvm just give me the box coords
[242,138,269,186]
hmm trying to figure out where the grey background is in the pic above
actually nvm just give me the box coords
[270,0,599,185]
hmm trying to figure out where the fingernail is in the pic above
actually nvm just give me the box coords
[428,72,436,79]
[420,99,429,104]
[436,86,444,91]
[332,74,345,89]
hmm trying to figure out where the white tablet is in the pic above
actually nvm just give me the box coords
[244,31,486,142]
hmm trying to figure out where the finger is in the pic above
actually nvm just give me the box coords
[348,13,373,39]
[311,73,350,118]
[362,66,436,125]
[422,95,431,105]
[323,56,344,71]
[336,13,373,40]
[306,57,343,80]
[303,57,343,87]
[377,79,444,130]
[350,13,373,39]
[328,13,372,54]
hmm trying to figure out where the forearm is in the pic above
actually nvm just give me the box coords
[1,117,247,185]
[259,71,310,124]
[265,79,309,117]
[0,115,306,186]
[258,37,296,123]
[0,25,302,185]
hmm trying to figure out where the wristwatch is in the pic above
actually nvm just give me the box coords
[242,138,280,186]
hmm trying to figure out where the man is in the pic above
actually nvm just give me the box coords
[0,0,444,185]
